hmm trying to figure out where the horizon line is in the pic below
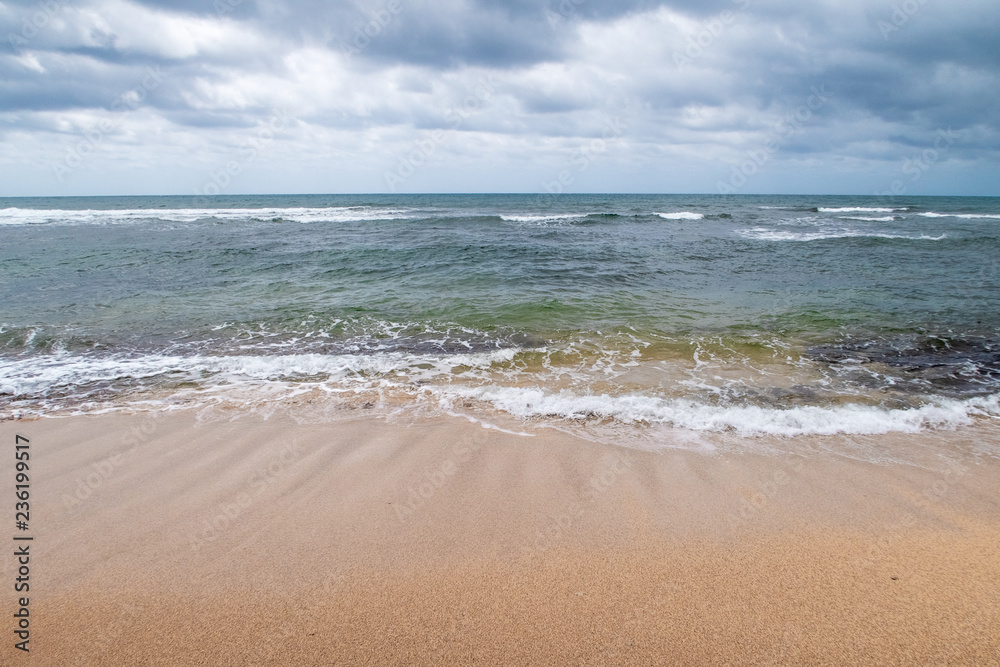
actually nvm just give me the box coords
[3,192,999,199]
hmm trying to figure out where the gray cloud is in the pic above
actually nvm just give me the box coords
[0,0,997,195]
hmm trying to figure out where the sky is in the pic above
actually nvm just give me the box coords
[1,0,998,196]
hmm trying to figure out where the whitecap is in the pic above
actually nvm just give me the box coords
[817,206,904,213]
[656,212,704,220]
[0,206,419,226]
[499,214,583,223]
[736,228,945,242]
[919,212,1000,219]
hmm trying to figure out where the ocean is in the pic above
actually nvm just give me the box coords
[2,193,999,447]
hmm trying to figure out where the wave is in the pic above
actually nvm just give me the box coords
[439,386,999,437]
[7,348,998,437]
[838,216,898,222]
[0,206,419,226]
[499,214,584,223]
[919,212,1000,220]
[656,212,704,220]
[817,207,906,213]
[736,228,946,242]
[0,348,522,400]
[5,338,1000,437]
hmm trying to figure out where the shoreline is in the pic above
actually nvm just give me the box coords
[2,410,999,663]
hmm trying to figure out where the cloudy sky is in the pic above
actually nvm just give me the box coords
[1,0,998,196]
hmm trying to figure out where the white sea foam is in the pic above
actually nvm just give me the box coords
[838,216,898,222]
[656,212,704,220]
[499,214,583,223]
[437,386,1000,437]
[0,206,418,226]
[818,207,904,213]
[6,349,999,437]
[736,228,946,242]
[919,212,1000,219]
[0,348,522,398]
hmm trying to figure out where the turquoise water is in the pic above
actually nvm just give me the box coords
[2,194,999,435]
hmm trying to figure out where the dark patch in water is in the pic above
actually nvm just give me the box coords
[733,384,828,407]
[808,335,1000,395]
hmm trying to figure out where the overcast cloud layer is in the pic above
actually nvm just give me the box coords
[1,0,998,195]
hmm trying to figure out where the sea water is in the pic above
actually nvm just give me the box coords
[2,194,998,441]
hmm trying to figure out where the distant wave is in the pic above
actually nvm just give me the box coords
[919,212,1000,219]
[656,212,704,220]
[817,207,906,213]
[0,206,418,226]
[499,214,584,223]
[838,216,899,222]
[737,228,946,242]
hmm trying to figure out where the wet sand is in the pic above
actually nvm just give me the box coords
[2,411,999,665]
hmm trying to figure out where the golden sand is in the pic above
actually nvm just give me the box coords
[2,412,998,664]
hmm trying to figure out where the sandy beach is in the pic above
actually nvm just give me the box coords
[2,410,999,665]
